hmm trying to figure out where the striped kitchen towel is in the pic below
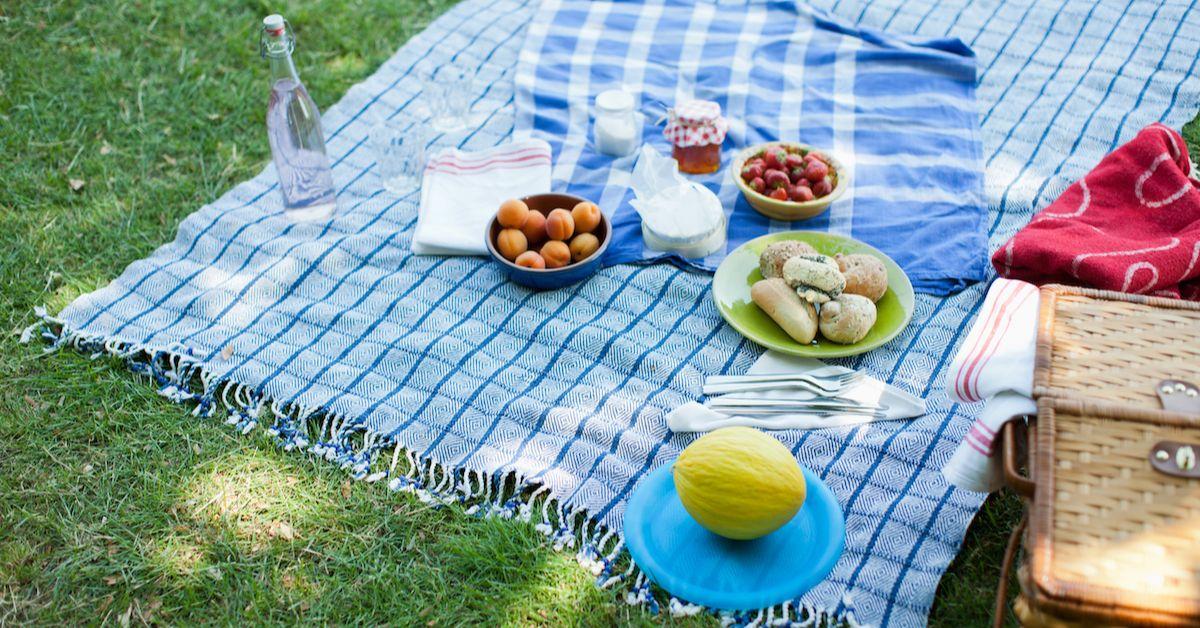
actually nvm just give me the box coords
[514,0,989,295]
[37,0,1200,626]
[942,278,1039,493]
[413,138,553,255]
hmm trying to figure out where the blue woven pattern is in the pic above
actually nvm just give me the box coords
[514,0,989,295]
[53,0,1200,625]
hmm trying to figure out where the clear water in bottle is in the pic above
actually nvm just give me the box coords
[261,15,336,221]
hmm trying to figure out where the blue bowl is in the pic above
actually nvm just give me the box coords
[485,193,611,290]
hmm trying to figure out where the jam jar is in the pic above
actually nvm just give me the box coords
[664,99,728,174]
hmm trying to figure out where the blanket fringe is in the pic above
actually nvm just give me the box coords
[28,310,858,627]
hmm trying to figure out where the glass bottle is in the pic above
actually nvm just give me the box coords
[261,14,336,221]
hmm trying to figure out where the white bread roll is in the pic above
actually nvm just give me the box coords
[750,278,818,344]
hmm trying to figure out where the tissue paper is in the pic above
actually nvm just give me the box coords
[629,145,727,258]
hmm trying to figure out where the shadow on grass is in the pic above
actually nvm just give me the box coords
[1,348,687,625]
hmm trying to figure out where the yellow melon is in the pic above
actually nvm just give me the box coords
[673,426,807,540]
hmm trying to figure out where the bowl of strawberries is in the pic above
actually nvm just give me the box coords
[732,142,847,221]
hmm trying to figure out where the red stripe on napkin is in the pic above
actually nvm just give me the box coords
[425,153,551,175]
[428,145,548,168]
[964,284,1037,401]
[953,280,1017,402]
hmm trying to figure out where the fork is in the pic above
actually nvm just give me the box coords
[706,370,862,393]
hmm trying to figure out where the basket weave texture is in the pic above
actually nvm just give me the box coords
[1034,288,1200,407]
[1024,286,1200,626]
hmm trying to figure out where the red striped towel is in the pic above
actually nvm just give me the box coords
[994,124,1200,300]
[942,278,1039,492]
[413,139,552,256]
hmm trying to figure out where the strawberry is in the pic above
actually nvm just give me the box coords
[803,160,829,183]
[789,185,814,202]
[784,153,805,169]
[764,147,788,170]
[750,176,766,194]
[741,163,764,182]
[789,167,806,184]
[769,186,789,201]
[812,177,833,197]
[764,169,790,189]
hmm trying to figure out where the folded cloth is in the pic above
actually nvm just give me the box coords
[667,351,925,433]
[946,278,1040,403]
[994,124,1200,300]
[942,278,1040,492]
[942,392,1036,493]
[412,138,552,256]
[515,0,988,295]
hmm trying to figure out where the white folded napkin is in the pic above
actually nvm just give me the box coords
[941,278,1040,493]
[947,278,1040,403]
[412,138,552,256]
[668,351,925,433]
[942,391,1035,492]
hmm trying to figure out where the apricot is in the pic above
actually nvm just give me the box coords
[541,240,571,269]
[497,198,530,228]
[545,208,575,241]
[495,228,527,261]
[569,233,600,262]
[521,210,547,245]
[514,251,546,269]
[571,201,602,233]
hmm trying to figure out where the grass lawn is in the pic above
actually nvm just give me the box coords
[3,1,1198,625]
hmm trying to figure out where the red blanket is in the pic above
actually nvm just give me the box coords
[994,124,1200,300]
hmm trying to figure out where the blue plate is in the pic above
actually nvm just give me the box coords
[623,464,845,610]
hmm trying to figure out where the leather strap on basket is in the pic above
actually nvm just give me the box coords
[1157,379,1200,414]
[993,513,1027,628]
[1149,440,1200,478]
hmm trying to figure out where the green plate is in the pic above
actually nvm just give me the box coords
[713,231,915,358]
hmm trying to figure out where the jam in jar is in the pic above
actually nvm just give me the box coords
[664,100,727,175]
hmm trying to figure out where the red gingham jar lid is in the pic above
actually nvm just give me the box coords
[663,99,728,148]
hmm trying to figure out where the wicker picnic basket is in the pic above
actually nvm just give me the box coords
[995,285,1200,627]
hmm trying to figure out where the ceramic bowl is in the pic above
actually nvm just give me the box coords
[731,142,849,221]
[485,193,611,290]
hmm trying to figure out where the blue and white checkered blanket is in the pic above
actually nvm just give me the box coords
[47,0,1200,625]
[515,0,988,295]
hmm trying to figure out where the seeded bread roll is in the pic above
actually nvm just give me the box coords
[835,253,888,302]
[750,278,818,344]
[781,254,845,304]
[758,240,818,279]
[818,294,877,344]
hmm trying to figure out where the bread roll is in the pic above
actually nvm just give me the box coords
[781,254,845,304]
[758,240,818,279]
[835,253,888,302]
[750,278,818,344]
[818,294,877,344]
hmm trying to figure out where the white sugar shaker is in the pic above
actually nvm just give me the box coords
[593,89,642,157]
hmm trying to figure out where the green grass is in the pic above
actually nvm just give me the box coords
[2,1,1197,625]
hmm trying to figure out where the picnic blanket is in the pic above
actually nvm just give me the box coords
[515,0,989,295]
[38,0,1200,626]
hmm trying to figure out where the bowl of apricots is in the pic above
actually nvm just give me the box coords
[485,193,611,290]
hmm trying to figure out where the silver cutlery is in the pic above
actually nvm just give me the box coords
[705,371,862,393]
[707,407,891,420]
[703,379,845,396]
[705,398,888,414]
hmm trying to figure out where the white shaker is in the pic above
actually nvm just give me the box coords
[593,89,641,157]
